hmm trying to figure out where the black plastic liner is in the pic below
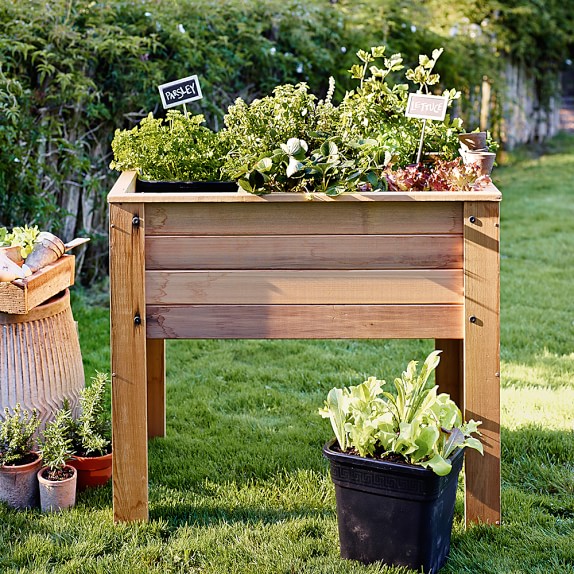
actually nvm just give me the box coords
[136,180,238,193]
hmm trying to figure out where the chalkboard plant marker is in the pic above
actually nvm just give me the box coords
[157,74,203,111]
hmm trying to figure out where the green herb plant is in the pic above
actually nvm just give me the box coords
[319,350,483,475]
[110,111,225,182]
[0,404,40,466]
[71,371,111,457]
[229,45,474,195]
[221,82,325,182]
[39,408,75,480]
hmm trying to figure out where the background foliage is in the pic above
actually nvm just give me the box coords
[0,0,572,282]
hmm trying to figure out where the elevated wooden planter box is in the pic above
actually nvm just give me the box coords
[0,254,75,314]
[108,171,501,526]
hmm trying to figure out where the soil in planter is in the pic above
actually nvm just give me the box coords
[41,467,75,481]
[9,452,39,466]
[331,442,415,466]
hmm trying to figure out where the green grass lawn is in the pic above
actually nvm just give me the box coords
[1,134,573,573]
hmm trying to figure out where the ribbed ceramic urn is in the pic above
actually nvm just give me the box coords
[0,289,84,427]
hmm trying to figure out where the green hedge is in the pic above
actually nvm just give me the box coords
[0,0,571,282]
[0,0,354,281]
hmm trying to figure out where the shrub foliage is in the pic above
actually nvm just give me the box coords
[0,0,572,282]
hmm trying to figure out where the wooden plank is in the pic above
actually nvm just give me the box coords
[109,202,149,522]
[108,170,137,198]
[145,235,462,270]
[0,255,75,314]
[463,201,501,525]
[146,339,165,438]
[145,269,464,305]
[109,172,502,203]
[145,202,463,236]
[434,339,463,406]
[146,304,464,339]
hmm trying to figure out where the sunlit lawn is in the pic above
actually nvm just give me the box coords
[1,134,573,573]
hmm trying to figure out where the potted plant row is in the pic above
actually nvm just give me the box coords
[110,45,497,194]
[319,350,483,573]
[0,372,112,512]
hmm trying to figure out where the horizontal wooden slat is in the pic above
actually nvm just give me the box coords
[146,304,464,339]
[146,269,463,305]
[145,202,463,236]
[145,234,462,270]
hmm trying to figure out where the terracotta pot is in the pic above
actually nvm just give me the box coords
[25,232,65,273]
[463,150,496,175]
[0,453,42,509]
[0,245,24,266]
[458,132,487,151]
[68,451,112,491]
[37,465,77,512]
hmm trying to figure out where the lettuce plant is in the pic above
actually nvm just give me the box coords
[385,159,491,192]
[237,137,389,196]
[319,350,483,476]
[0,225,40,258]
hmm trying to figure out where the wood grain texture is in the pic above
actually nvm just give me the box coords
[145,234,462,270]
[0,255,75,314]
[145,269,464,305]
[463,201,501,525]
[146,339,165,438]
[146,304,464,339]
[145,202,463,236]
[109,202,149,522]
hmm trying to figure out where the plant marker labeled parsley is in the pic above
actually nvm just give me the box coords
[158,75,203,114]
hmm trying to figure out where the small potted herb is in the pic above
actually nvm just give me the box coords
[67,371,113,491]
[37,407,77,512]
[110,110,236,193]
[319,350,483,572]
[0,404,41,509]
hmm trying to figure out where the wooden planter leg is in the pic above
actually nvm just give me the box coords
[147,338,166,438]
[434,339,463,407]
[463,201,501,526]
[110,202,149,522]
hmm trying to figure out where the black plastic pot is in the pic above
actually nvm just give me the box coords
[323,439,464,572]
[136,180,238,193]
